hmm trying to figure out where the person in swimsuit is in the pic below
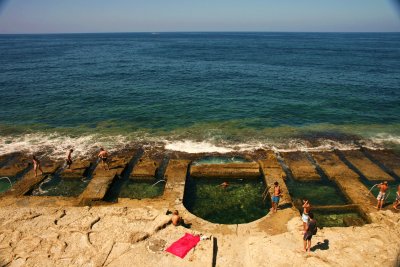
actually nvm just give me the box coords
[98,148,110,170]
[376,181,389,210]
[171,210,182,226]
[66,149,73,169]
[220,181,229,189]
[32,155,43,177]
[270,181,282,213]
[393,185,400,210]
[303,212,317,253]
[302,198,311,233]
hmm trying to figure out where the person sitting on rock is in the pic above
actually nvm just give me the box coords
[393,185,400,210]
[32,155,43,177]
[376,181,389,210]
[171,210,182,226]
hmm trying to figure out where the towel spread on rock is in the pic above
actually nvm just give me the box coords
[165,233,201,258]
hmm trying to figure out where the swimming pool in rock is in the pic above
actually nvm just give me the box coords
[183,177,270,224]
[29,175,91,197]
[286,179,349,206]
[191,156,252,166]
[313,209,368,227]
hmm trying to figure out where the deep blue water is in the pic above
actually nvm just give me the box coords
[0,32,399,154]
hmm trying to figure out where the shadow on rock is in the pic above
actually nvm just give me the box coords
[311,239,329,251]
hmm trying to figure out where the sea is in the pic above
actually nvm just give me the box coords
[0,32,399,159]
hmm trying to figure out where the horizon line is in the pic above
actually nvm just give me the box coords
[1,30,400,35]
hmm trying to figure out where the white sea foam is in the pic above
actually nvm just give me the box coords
[0,132,398,158]
[164,140,234,153]
[0,133,130,159]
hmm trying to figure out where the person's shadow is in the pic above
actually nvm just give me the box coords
[311,239,329,252]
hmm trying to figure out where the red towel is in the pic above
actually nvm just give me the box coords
[165,233,201,258]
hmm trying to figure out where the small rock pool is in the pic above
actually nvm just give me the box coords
[29,175,90,197]
[313,209,368,227]
[191,156,251,166]
[183,177,270,224]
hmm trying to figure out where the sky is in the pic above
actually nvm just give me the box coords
[0,0,399,33]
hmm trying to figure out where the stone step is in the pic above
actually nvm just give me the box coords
[190,162,260,179]
[259,151,292,207]
[163,160,190,208]
[341,150,394,181]
[79,155,131,204]
[2,161,61,197]
[281,152,320,181]
[130,156,159,181]
[60,160,92,179]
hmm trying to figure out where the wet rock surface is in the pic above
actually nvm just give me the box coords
[130,156,159,181]
[281,152,320,181]
[190,162,260,179]
[60,160,91,179]
[342,150,394,181]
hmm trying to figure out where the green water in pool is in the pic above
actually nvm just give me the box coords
[313,211,367,227]
[118,180,165,199]
[286,180,348,206]
[184,178,269,224]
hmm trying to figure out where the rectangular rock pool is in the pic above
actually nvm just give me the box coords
[104,177,165,201]
[28,175,91,197]
[313,209,369,228]
[286,179,349,206]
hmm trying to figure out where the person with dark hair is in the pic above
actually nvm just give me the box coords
[303,212,317,253]
[270,181,282,213]
[171,210,182,226]
[302,199,311,233]
[98,148,110,170]
[376,181,389,210]
[66,149,74,169]
[32,155,43,177]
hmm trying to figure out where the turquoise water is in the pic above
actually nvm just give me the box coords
[192,156,251,165]
[286,180,348,206]
[0,32,399,155]
[183,178,269,224]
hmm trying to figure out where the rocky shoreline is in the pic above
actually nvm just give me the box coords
[0,147,399,266]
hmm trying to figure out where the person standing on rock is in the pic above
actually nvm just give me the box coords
[66,149,73,169]
[32,155,43,177]
[303,212,317,253]
[98,148,110,170]
[302,199,311,233]
[376,181,389,210]
[270,181,282,213]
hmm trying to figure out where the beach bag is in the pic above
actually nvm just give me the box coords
[312,221,318,235]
